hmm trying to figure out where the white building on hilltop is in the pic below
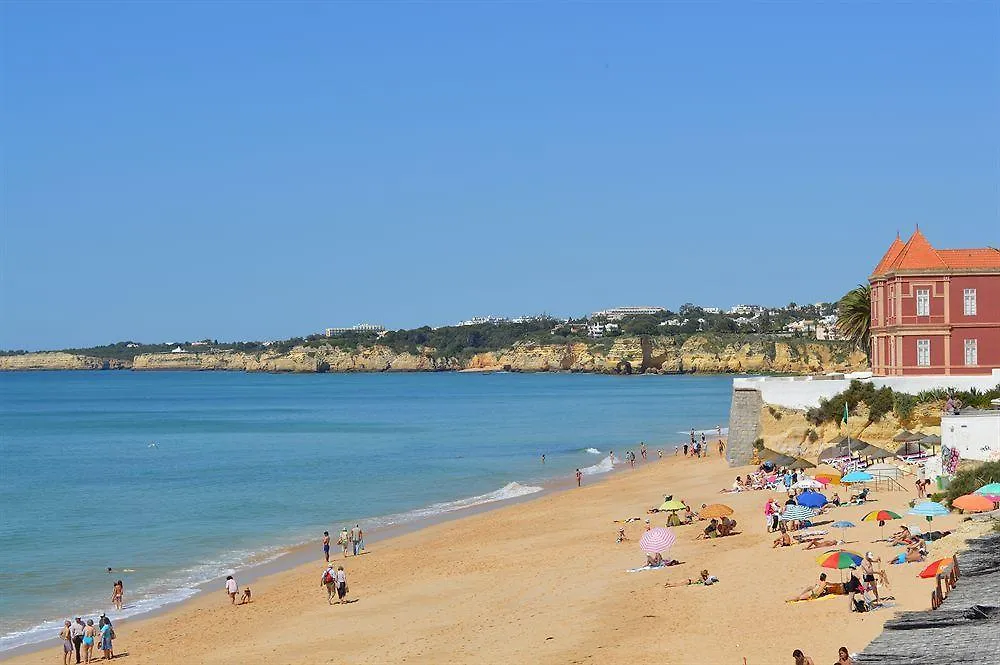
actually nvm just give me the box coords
[590,306,665,321]
[325,323,386,336]
[456,316,509,327]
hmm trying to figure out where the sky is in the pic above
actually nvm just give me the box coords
[2,2,998,350]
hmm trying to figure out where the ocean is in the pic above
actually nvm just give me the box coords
[0,371,733,652]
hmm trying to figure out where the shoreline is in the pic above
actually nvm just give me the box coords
[0,450,629,658]
[5,451,985,665]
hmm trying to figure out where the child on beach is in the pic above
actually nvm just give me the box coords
[240,586,252,604]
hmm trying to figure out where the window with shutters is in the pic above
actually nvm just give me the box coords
[916,339,930,367]
[964,289,976,316]
[964,339,978,366]
[916,289,930,316]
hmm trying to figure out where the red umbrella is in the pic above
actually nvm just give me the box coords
[918,558,954,579]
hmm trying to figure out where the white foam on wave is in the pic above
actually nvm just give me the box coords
[581,455,615,475]
[0,544,290,654]
[584,447,602,455]
[366,481,544,529]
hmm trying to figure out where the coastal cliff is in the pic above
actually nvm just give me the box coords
[1,336,865,374]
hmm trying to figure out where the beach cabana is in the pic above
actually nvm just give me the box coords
[892,430,922,443]
[818,443,851,462]
[789,457,816,469]
[857,444,894,461]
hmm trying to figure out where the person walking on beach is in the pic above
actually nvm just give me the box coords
[225,575,239,604]
[356,524,365,553]
[639,442,647,461]
[111,579,123,611]
[860,552,882,604]
[60,621,73,665]
[339,527,350,557]
[718,438,725,458]
[82,619,97,664]
[576,468,582,487]
[70,617,84,663]
[350,524,363,556]
[321,563,337,604]
[322,531,331,562]
[335,566,349,604]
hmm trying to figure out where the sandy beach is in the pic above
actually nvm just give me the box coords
[7,454,982,665]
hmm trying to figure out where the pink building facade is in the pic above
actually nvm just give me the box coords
[869,231,1000,376]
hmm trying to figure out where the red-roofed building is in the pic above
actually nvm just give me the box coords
[869,230,1000,376]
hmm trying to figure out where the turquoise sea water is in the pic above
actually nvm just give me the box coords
[0,371,733,651]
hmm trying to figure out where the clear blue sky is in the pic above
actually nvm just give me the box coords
[3,2,997,350]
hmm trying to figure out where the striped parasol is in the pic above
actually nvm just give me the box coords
[639,527,677,554]
[918,557,954,579]
[780,504,815,521]
[816,550,863,570]
[951,494,995,513]
[699,504,734,519]
[862,509,901,541]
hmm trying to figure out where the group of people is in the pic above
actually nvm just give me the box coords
[59,615,114,664]
[320,563,350,604]
[679,427,725,458]
[790,646,855,665]
[323,525,366,560]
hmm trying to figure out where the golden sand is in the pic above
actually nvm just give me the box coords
[9,456,979,665]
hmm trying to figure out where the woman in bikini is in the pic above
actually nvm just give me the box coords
[772,523,792,548]
[111,580,124,611]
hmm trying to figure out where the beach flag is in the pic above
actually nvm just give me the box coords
[843,403,849,424]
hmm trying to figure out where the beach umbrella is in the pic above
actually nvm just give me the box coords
[909,501,949,524]
[918,558,954,579]
[699,504,734,519]
[793,479,823,490]
[780,505,816,522]
[862,509,901,542]
[951,494,995,513]
[831,520,856,544]
[639,527,676,554]
[796,491,828,509]
[658,499,687,512]
[817,549,863,581]
[893,430,921,442]
[640,526,677,553]
[816,550,863,569]
[841,471,874,484]
[974,482,1000,501]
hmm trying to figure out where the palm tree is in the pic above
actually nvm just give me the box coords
[837,283,871,363]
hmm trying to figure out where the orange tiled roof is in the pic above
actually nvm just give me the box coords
[873,229,1000,275]
[871,236,905,276]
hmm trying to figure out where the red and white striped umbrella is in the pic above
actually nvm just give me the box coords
[639,527,677,554]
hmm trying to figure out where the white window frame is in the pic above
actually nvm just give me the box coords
[916,288,930,316]
[916,339,930,367]
[964,339,978,366]
[964,288,977,316]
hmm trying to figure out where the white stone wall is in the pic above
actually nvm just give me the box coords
[941,412,1000,462]
[734,369,1000,410]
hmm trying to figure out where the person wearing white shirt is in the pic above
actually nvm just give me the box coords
[224,576,238,604]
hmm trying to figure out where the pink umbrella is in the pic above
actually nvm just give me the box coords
[639,527,677,554]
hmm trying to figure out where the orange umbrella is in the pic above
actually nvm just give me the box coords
[951,494,995,513]
[918,557,954,579]
[699,504,734,519]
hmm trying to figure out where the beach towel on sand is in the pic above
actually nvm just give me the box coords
[627,565,672,573]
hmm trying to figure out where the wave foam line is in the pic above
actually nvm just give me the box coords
[366,481,543,529]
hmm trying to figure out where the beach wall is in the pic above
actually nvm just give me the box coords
[726,387,763,466]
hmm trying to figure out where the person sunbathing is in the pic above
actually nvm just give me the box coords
[891,543,926,564]
[787,573,828,601]
[697,519,719,539]
[773,525,792,548]
[718,516,738,537]
[646,552,664,567]
[665,569,718,588]
[888,526,913,546]
[830,493,841,506]
[802,537,838,550]
[848,488,870,503]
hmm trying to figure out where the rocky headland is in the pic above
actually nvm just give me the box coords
[1,335,865,375]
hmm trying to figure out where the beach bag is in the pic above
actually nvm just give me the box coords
[323,570,334,585]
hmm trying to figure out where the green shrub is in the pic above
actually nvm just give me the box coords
[943,461,1000,506]
[807,428,819,443]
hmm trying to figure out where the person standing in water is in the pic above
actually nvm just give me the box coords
[111,579,123,611]
[322,531,331,562]
[541,454,545,464]
[576,469,582,487]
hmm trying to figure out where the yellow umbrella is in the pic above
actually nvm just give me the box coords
[700,504,734,519]
[659,499,687,512]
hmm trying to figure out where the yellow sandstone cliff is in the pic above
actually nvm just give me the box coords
[2,336,865,375]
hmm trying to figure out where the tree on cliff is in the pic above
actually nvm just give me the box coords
[837,283,871,363]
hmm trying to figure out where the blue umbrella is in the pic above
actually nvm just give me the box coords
[831,520,856,543]
[796,491,828,508]
[842,471,874,483]
[909,501,949,522]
